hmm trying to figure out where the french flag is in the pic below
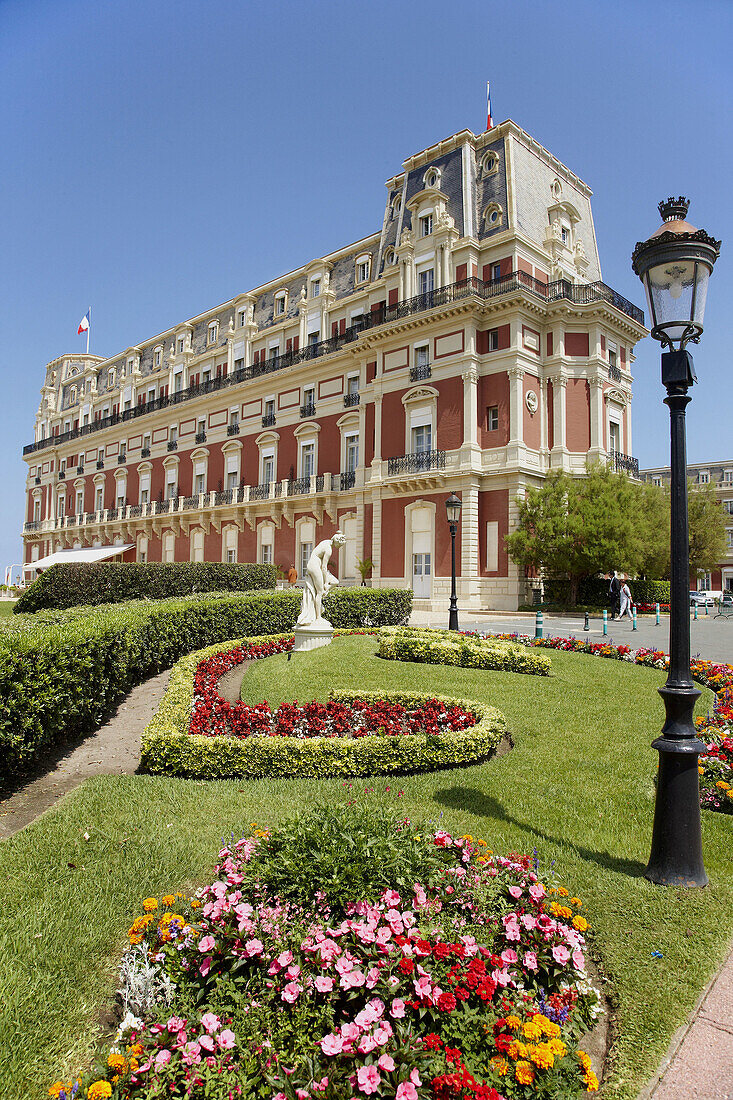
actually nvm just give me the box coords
[77,309,91,335]
[486,82,493,130]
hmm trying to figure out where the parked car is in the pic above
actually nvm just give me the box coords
[690,591,715,607]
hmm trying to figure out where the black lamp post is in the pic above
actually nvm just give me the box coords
[632,197,720,887]
[445,493,462,631]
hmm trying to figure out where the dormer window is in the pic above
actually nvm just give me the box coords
[208,322,218,344]
[107,369,115,387]
[127,357,134,373]
[419,214,433,237]
[154,347,162,367]
[423,166,441,189]
[355,254,371,284]
[698,471,710,484]
[238,309,246,327]
[177,337,185,354]
[384,248,396,267]
[561,225,570,245]
[275,290,287,316]
[311,279,321,298]
[391,194,402,220]
[481,151,499,176]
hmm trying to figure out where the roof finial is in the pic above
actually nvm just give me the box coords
[658,197,690,222]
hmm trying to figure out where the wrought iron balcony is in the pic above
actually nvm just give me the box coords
[410,363,432,382]
[129,504,143,517]
[387,449,446,476]
[58,469,66,479]
[262,413,277,427]
[77,465,84,475]
[288,477,310,496]
[227,423,240,436]
[300,402,316,418]
[608,363,622,382]
[214,488,235,505]
[612,450,639,476]
[195,431,207,443]
[34,476,41,484]
[250,482,271,500]
[23,273,644,458]
[183,495,199,509]
[141,447,151,457]
[343,392,360,407]
[24,520,41,531]
[96,459,104,469]
[167,440,178,451]
[337,470,356,490]
[117,453,126,464]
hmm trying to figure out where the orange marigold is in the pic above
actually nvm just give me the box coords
[142,897,158,912]
[514,1060,536,1085]
[504,1015,522,1031]
[528,1042,555,1070]
[107,1052,126,1072]
[86,1082,112,1100]
[490,1056,509,1076]
[573,915,589,932]
[161,894,176,907]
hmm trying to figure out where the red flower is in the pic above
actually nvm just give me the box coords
[437,991,457,1013]
[398,958,415,975]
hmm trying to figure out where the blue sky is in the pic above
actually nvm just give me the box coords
[1,0,731,573]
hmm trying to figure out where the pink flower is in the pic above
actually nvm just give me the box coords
[356,1064,381,1094]
[181,1041,201,1066]
[357,1033,378,1054]
[154,1049,171,1066]
[198,1034,215,1052]
[529,883,546,900]
[373,1024,392,1045]
[198,935,215,953]
[572,948,586,971]
[166,1016,185,1032]
[368,997,385,1017]
[383,889,401,906]
[552,944,571,965]
[200,1012,221,1034]
[508,885,522,899]
[245,938,264,957]
[218,1029,236,1049]
[274,1093,288,1100]
[523,951,538,971]
[341,969,366,990]
[503,920,521,942]
[501,948,518,965]
[314,975,335,993]
[282,981,301,1003]
[198,957,212,977]
[319,1033,343,1056]
[277,949,293,967]
[378,1054,396,1072]
[414,975,432,998]
[396,1083,418,1100]
[296,1091,310,1099]
[410,1069,422,1086]
[312,1079,329,1092]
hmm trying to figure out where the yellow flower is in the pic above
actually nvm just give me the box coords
[726,790,733,801]
[127,1043,144,1058]
[698,766,704,774]
[549,1037,567,1058]
[507,1039,528,1061]
[87,1082,112,1100]
[514,1060,536,1085]
[475,838,488,847]
[522,1019,542,1041]
[49,1084,74,1099]
[570,897,583,907]
[142,898,158,912]
[577,1051,592,1071]
[490,1055,509,1076]
[585,1069,599,1092]
[573,915,589,932]
[107,1051,126,1072]
[161,894,176,907]
[535,1014,560,1039]
[529,1042,555,1070]
[505,1015,522,1031]
[716,781,731,790]
[557,886,569,897]
[550,902,573,920]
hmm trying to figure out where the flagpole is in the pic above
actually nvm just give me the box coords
[87,307,90,354]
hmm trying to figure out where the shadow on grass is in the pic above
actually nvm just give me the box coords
[434,785,646,879]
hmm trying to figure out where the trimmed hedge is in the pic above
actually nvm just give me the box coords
[14,561,279,613]
[141,638,507,779]
[0,587,411,776]
[377,627,551,676]
[544,576,671,607]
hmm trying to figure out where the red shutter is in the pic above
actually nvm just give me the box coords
[339,319,346,335]
[499,257,512,277]
[547,333,554,357]
[286,338,292,353]
[388,288,399,308]
[294,336,299,352]
[222,364,228,377]
[456,263,468,283]
[497,325,511,350]
[331,321,338,337]
[367,361,377,383]
[601,335,606,353]
[620,346,626,364]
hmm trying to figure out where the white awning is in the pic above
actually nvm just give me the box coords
[23,545,134,572]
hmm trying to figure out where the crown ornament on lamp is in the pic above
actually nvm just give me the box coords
[631,197,720,352]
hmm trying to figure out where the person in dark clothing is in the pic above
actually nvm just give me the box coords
[609,572,621,620]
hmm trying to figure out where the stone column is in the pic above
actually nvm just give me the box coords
[372,393,383,465]
[371,495,382,583]
[589,377,605,462]
[461,362,481,468]
[550,374,568,466]
[460,478,480,606]
[508,366,525,443]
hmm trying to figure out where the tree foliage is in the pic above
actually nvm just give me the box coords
[505,465,728,603]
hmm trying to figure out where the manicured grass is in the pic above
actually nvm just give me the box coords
[0,601,16,617]
[0,634,730,1100]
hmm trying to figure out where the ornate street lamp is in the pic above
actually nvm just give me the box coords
[632,198,721,887]
[445,493,462,631]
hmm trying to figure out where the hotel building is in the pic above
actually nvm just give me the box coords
[22,118,646,609]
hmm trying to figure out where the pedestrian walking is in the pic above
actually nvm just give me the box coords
[618,580,633,621]
[609,571,621,620]
[287,565,297,587]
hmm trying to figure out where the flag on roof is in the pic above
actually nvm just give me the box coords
[486,82,493,130]
[77,309,90,335]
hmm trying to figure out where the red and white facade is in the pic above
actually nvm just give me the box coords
[22,120,646,609]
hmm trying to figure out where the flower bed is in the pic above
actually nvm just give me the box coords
[141,635,507,779]
[377,628,551,677]
[53,803,603,1099]
[476,631,733,817]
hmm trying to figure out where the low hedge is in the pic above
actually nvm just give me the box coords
[377,627,551,676]
[14,561,279,613]
[0,587,411,776]
[141,637,506,779]
[544,577,671,607]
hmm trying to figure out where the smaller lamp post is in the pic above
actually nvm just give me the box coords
[445,493,462,631]
[631,197,720,887]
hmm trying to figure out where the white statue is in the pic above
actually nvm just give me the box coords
[296,531,346,628]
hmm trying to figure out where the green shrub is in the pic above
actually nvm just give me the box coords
[377,627,551,676]
[14,560,278,613]
[544,576,670,607]
[0,587,411,775]
[141,639,506,779]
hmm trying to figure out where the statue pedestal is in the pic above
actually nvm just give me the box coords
[293,620,334,653]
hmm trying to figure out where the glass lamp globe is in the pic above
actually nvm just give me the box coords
[445,493,462,525]
[632,198,720,349]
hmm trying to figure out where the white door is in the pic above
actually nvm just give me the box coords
[412,552,431,597]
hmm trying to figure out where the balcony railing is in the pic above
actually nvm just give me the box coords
[608,363,622,382]
[612,450,639,476]
[167,440,178,451]
[300,402,316,418]
[214,488,236,506]
[117,453,126,464]
[195,431,207,443]
[24,520,41,531]
[24,274,644,457]
[77,465,84,474]
[387,449,446,476]
[141,447,151,457]
[250,482,271,500]
[410,363,432,382]
[34,476,41,484]
[96,459,104,469]
[262,413,277,427]
[227,423,240,436]
[343,392,360,407]
[334,470,356,491]
[58,469,66,479]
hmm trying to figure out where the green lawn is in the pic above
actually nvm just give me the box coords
[0,601,16,617]
[1,634,731,1100]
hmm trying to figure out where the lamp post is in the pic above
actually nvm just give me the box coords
[445,493,462,631]
[632,197,720,887]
